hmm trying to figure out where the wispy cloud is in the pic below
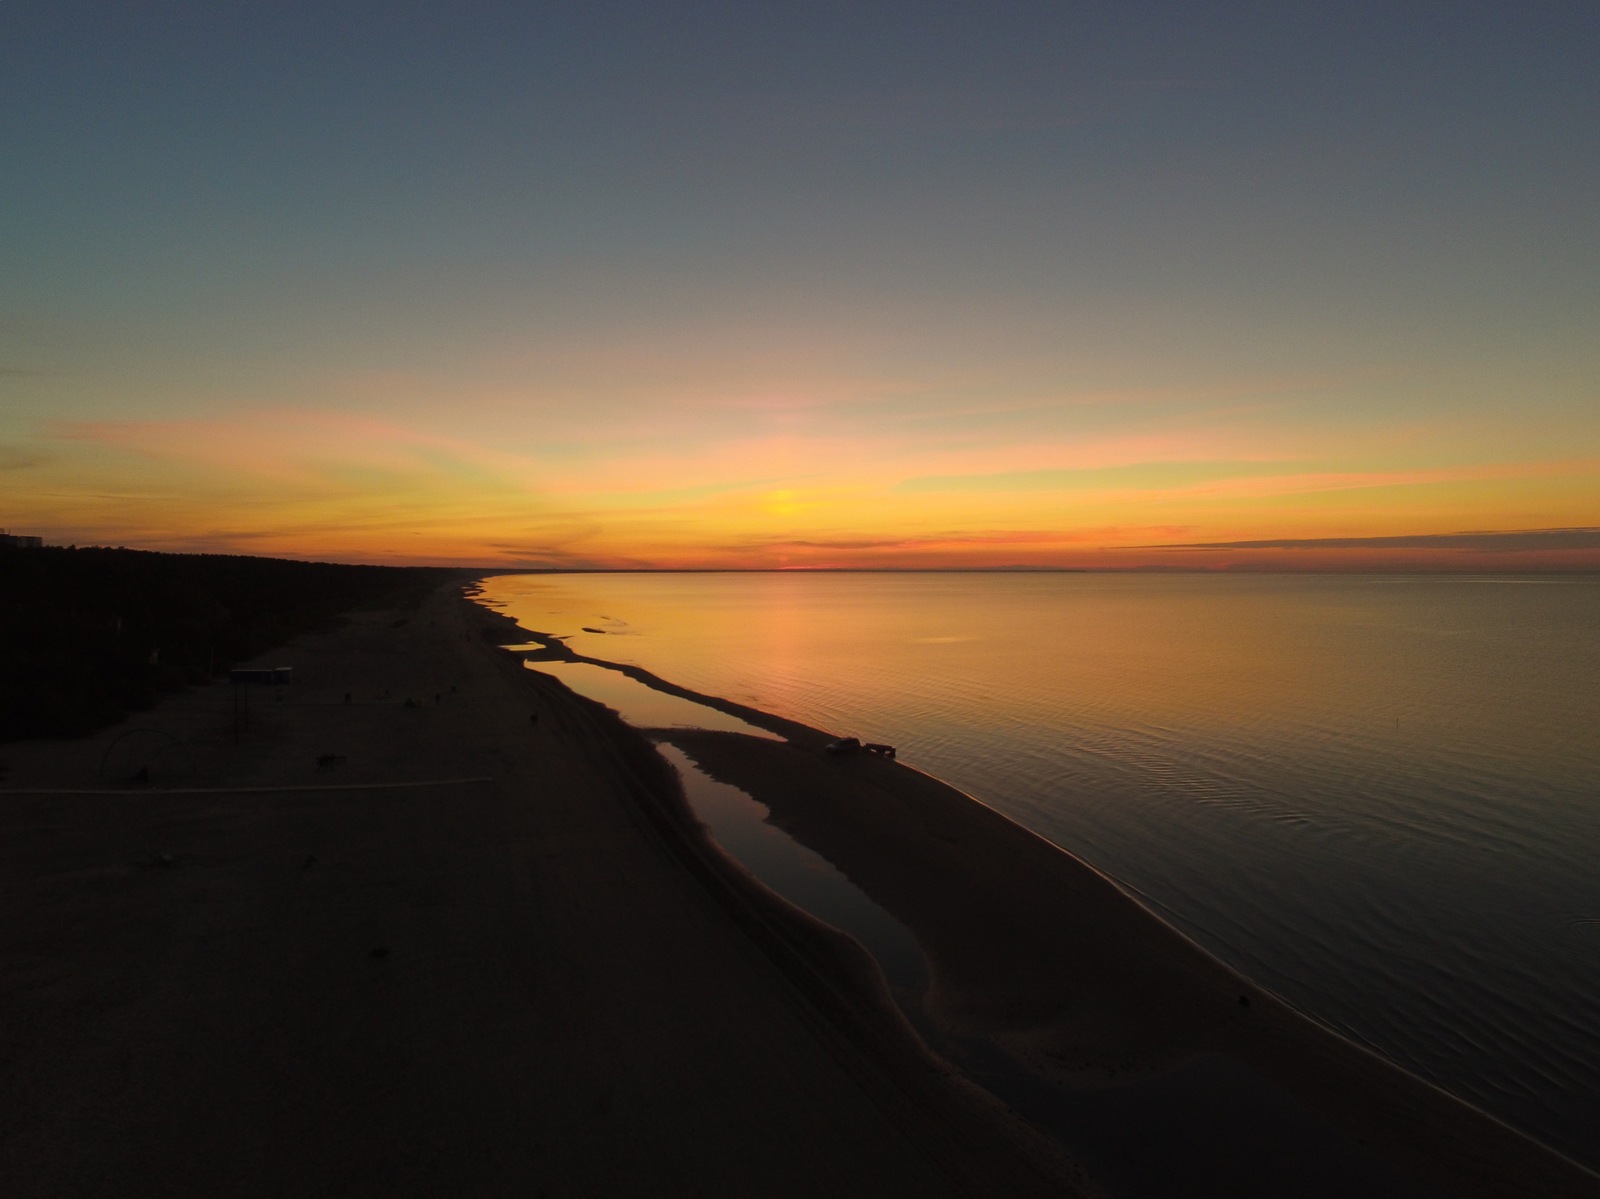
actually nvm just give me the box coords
[1131,528,1600,553]
[897,459,1287,494]
[728,526,1194,553]
[0,446,46,470]
[52,410,548,494]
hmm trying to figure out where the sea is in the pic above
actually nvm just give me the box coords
[477,571,1600,1169]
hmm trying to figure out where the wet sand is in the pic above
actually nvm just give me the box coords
[659,725,1600,1198]
[5,579,1595,1197]
[483,610,1599,1197]
[0,584,1081,1197]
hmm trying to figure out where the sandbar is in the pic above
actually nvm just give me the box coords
[0,583,1080,1196]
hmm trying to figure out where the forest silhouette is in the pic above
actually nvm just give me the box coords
[0,545,456,742]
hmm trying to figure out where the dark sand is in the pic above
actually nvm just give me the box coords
[656,727,1600,1198]
[0,584,1082,1197]
[486,611,1600,1198]
[5,580,1595,1197]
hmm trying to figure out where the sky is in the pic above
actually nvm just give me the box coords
[2,1,1597,570]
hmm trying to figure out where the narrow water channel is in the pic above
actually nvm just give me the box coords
[521,658,927,998]
[654,742,927,999]
[521,656,1436,1198]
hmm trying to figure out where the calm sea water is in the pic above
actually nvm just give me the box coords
[479,571,1600,1168]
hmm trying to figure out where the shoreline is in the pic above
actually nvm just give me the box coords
[664,729,1599,1197]
[3,578,1594,1195]
[0,581,1085,1196]
[478,589,1600,1196]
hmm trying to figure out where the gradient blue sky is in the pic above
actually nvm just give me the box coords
[3,2,1597,568]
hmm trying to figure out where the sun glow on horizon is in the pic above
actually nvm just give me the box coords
[9,393,1598,571]
[2,7,1596,572]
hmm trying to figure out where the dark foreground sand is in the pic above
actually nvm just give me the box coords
[4,581,1595,1198]
[492,598,1600,1199]
[665,729,1600,1199]
[0,584,1081,1197]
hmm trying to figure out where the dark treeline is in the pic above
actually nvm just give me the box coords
[0,546,459,742]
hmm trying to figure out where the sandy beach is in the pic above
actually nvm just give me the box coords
[665,727,1600,1197]
[0,582,1081,1197]
[4,579,1596,1197]
[488,587,1600,1199]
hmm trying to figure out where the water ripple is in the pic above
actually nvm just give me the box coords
[479,571,1600,1170]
